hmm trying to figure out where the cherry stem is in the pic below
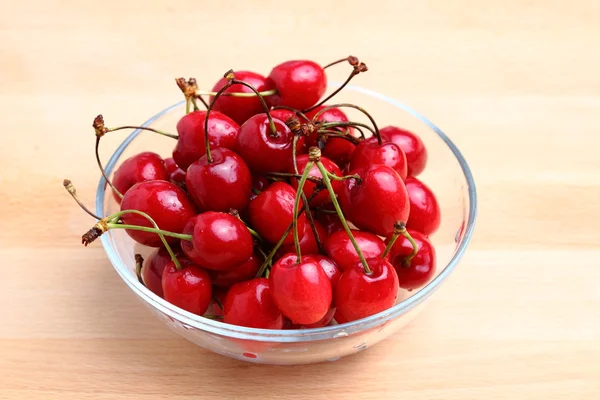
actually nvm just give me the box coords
[251,187,262,195]
[272,105,311,122]
[211,294,224,310]
[106,126,178,140]
[95,136,123,199]
[230,78,277,136]
[255,190,320,278]
[194,95,209,110]
[63,179,103,220]
[316,156,371,274]
[402,232,419,267]
[266,172,322,185]
[195,89,277,98]
[323,55,359,69]
[292,160,315,263]
[104,209,190,270]
[316,208,337,215]
[304,60,367,113]
[204,72,235,164]
[292,135,300,175]
[315,104,380,144]
[185,98,191,114]
[319,121,377,141]
[135,254,145,285]
[317,130,361,145]
[247,226,264,244]
[326,171,362,183]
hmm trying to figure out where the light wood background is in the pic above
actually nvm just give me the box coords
[1,1,599,399]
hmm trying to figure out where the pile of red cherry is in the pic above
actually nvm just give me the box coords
[67,56,441,330]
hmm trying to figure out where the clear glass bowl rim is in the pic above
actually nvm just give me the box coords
[95,83,478,343]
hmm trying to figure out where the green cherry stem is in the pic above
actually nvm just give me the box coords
[195,88,278,98]
[326,171,362,183]
[381,221,419,264]
[315,150,371,274]
[204,71,236,163]
[292,160,315,263]
[319,121,377,139]
[135,254,145,285]
[230,78,277,136]
[272,105,311,122]
[63,179,103,220]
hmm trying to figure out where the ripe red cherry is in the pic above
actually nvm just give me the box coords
[334,258,399,323]
[386,229,436,290]
[248,182,306,245]
[267,60,327,110]
[173,110,240,170]
[289,154,342,206]
[278,219,328,257]
[236,114,305,173]
[304,106,352,147]
[223,278,284,329]
[162,260,212,316]
[185,148,252,212]
[164,157,186,187]
[405,177,441,236]
[348,137,408,180]
[316,207,345,235]
[312,254,342,292]
[252,175,270,192]
[181,212,253,271]
[142,245,186,297]
[300,308,336,329]
[321,138,357,170]
[112,152,168,202]
[209,250,262,288]
[269,253,332,325]
[210,71,276,125]
[380,126,428,177]
[339,164,410,237]
[324,229,387,271]
[120,180,197,247]
[269,108,297,123]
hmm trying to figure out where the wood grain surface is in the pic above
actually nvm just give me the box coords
[1,1,599,399]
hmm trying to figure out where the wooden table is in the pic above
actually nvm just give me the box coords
[1,1,598,398]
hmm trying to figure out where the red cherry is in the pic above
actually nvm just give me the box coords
[162,260,212,316]
[223,278,284,329]
[316,208,345,236]
[380,126,428,176]
[269,253,332,325]
[278,219,328,257]
[142,245,186,297]
[322,138,356,170]
[312,254,342,292]
[405,177,441,236]
[288,154,342,206]
[173,110,240,170]
[209,251,262,288]
[236,114,305,173]
[300,307,336,329]
[386,229,436,290]
[267,60,327,110]
[185,148,252,212]
[120,180,197,247]
[334,258,399,323]
[252,175,270,192]
[304,106,353,146]
[205,287,228,317]
[348,137,408,180]
[210,71,276,125]
[112,152,168,202]
[164,157,186,186]
[269,108,297,122]
[324,229,387,271]
[339,164,410,237]
[181,212,253,271]
[248,182,306,245]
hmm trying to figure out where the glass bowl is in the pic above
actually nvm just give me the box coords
[94,83,477,365]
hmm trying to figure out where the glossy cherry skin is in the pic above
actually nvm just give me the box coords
[334,258,399,323]
[269,253,333,325]
[404,176,441,236]
[223,278,284,329]
[278,219,328,257]
[386,229,436,290]
[304,106,352,146]
[112,152,168,202]
[142,245,186,297]
[209,250,262,288]
[164,157,186,187]
[305,106,356,169]
[120,180,197,247]
[185,148,252,212]
[288,154,342,206]
[236,114,306,173]
[181,212,253,271]
[339,164,410,237]
[380,126,428,177]
[248,182,306,245]
[348,136,408,180]
[252,175,270,192]
[324,229,387,271]
[269,108,297,123]
[312,254,342,292]
[300,307,336,329]
[210,71,276,125]
[267,60,327,110]
[173,110,240,170]
[162,260,212,316]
